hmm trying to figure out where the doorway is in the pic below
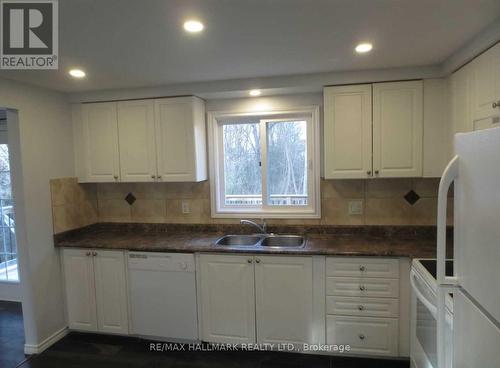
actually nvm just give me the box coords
[0,108,28,367]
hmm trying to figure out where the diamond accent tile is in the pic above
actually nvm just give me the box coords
[404,190,420,205]
[124,192,136,206]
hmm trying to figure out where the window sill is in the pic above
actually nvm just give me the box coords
[211,210,321,219]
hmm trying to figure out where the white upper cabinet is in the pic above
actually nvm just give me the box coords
[450,63,472,135]
[422,79,450,177]
[469,43,500,126]
[373,81,423,178]
[117,100,157,182]
[155,97,207,182]
[324,85,372,179]
[74,96,207,182]
[324,80,423,179]
[80,102,120,182]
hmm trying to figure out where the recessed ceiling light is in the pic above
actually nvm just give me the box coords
[69,69,86,78]
[183,20,204,33]
[355,43,373,53]
[249,89,261,97]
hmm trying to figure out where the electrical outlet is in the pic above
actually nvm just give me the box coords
[181,201,190,214]
[348,200,363,215]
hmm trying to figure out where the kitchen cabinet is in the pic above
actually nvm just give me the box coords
[155,97,207,182]
[74,96,207,183]
[80,102,120,182]
[198,254,256,344]
[198,254,314,345]
[323,84,372,179]
[372,81,423,178]
[61,248,97,331]
[62,249,129,334]
[469,43,500,127]
[323,80,423,179]
[117,100,157,182]
[255,255,313,345]
[325,256,402,357]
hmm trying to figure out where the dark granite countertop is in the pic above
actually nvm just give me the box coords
[54,223,451,258]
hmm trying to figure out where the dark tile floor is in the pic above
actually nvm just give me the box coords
[17,332,410,368]
[0,300,28,368]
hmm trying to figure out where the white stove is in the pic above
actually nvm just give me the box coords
[410,259,453,368]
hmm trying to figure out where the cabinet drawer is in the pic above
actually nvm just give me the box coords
[326,257,399,278]
[326,277,399,298]
[326,315,398,357]
[326,296,399,318]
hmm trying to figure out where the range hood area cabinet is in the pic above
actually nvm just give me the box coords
[72,96,207,183]
[323,80,426,179]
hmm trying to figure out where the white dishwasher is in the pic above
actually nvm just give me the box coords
[128,252,198,340]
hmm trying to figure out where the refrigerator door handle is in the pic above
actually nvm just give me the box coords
[437,155,459,286]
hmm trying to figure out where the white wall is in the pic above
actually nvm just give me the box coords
[0,78,73,348]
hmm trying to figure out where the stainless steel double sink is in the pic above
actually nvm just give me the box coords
[215,234,306,248]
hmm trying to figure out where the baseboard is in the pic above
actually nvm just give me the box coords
[24,326,69,355]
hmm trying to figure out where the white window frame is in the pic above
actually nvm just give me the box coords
[208,106,321,219]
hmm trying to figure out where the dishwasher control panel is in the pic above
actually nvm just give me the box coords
[128,252,195,272]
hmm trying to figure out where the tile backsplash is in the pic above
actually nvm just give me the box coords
[49,177,453,234]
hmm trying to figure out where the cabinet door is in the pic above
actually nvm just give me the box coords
[155,97,196,181]
[450,64,472,134]
[93,250,129,334]
[117,100,157,182]
[323,85,372,179]
[373,81,423,177]
[255,255,313,345]
[62,249,97,331]
[199,254,256,344]
[470,44,500,123]
[82,102,120,182]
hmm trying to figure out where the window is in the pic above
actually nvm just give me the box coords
[209,107,320,218]
[0,144,18,282]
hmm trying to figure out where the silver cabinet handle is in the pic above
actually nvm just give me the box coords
[151,175,156,179]
[359,285,366,291]
[156,176,161,180]
[374,170,379,175]
[86,251,91,257]
[113,175,118,180]
[359,265,366,272]
[247,259,253,264]
[359,334,366,340]
[366,170,371,175]
[255,259,261,264]
[92,251,97,257]
[492,101,500,108]
[358,305,365,311]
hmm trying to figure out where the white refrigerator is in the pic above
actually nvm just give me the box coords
[436,126,500,367]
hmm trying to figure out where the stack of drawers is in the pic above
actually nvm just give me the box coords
[325,257,400,357]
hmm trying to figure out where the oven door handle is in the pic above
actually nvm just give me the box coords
[410,269,437,317]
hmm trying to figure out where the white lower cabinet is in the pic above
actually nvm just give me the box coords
[199,254,314,345]
[325,256,402,357]
[198,254,256,344]
[327,315,399,356]
[62,249,129,334]
[255,255,313,345]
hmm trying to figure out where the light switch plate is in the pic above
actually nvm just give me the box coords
[348,200,363,215]
[181,201,190,214]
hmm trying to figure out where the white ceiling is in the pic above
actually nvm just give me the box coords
[1,0,500,93]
